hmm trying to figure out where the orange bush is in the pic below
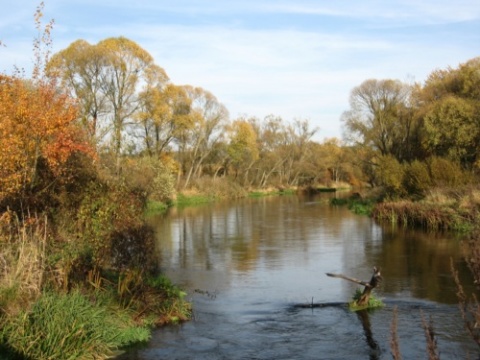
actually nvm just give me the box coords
[0,75,93,208]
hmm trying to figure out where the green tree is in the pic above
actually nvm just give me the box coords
[423,95,477,165]
[417,57,480,168]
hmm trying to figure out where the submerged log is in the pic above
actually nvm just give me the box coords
[326,267,382,307]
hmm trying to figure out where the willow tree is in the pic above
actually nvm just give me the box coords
[47,37,169,168]
[136,83,192,157]
[342,79,414,161]
[227,119,259,185]
[176,86,229,189]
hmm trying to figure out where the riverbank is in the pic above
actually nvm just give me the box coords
[146,183,350,215]
[333,186,480,233]
[0,184,192,359]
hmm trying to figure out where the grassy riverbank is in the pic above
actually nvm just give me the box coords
[0,182,191,359]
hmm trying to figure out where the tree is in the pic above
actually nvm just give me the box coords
[342,79,414,161]
[227,119,259,184]
[423,95,477,165]
[417,57,480,168]
[136,83,192,156]
[47,39,109,143]
[176,86,229,188]
[47,37,169,169]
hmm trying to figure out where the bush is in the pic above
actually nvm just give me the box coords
[76,182,148,269]
[428,157,466,187]
[121,156,176,203]
[374,155,406,198]
[403,160,431,198]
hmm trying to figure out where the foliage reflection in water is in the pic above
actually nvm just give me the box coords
[119,194,478,359]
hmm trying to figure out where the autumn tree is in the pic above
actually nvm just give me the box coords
[136,83,192,156]
[280,119,318,186]
[47,40,109,142]
[176,86,229,188]
[226,119,259,184]
[342,79,415,161]
[248,115,288,187]
[47,37,169,169]
[417,57,480,168]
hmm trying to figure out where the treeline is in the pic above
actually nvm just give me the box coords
[342,57,480,199]
[44,34,480,202]
[43,35,359,201]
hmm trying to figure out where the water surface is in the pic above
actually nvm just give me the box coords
[120,194,478,359]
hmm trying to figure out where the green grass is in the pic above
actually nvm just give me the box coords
[330,197,375,216]
[175,193,215,207]
[145,200,170,216]
[349,289,384,311]
[0,290,150,359]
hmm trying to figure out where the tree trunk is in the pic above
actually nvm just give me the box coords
[326,267,382,306]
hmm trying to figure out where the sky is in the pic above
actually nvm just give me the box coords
[1,1,479,140]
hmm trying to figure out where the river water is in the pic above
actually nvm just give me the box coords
[119,194,479,359]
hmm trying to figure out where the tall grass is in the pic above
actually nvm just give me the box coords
[1,290,150,359]
[373,187,480,232]
[0,215,47,315]
[372,200,474,231]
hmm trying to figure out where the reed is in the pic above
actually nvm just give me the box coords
[421,311,440,360]
[390,306,402,360]
[373,201,457,230]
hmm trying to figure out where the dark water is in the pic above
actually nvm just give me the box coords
[120,194,479,359]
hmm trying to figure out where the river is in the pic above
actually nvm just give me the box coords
[119,193,478,359]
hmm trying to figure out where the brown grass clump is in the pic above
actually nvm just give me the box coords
[0,215,47,315]
[372,201,456,230]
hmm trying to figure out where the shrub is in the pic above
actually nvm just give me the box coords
[121,156,177,203]
[428,157,466,187]
[374,155,406,198]
[403,160,431,198]
[76,182,147,269]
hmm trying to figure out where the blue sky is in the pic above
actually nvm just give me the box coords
[1,1,479,140]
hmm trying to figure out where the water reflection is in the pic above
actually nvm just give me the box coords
[150,195,473,304]
[122,194,478,359]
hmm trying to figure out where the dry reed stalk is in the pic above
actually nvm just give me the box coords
[421,311,440,360]
[0,215,47,311]
[451,258,480,346]
[390,306,402,360]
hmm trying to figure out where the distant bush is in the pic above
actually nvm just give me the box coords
[428,157,466,187]
[403,160,431,198]
[187,177,247,200]
[374,155,406,198]
[122,156,176,203]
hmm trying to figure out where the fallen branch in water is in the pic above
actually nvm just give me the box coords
[326,267,383,308]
